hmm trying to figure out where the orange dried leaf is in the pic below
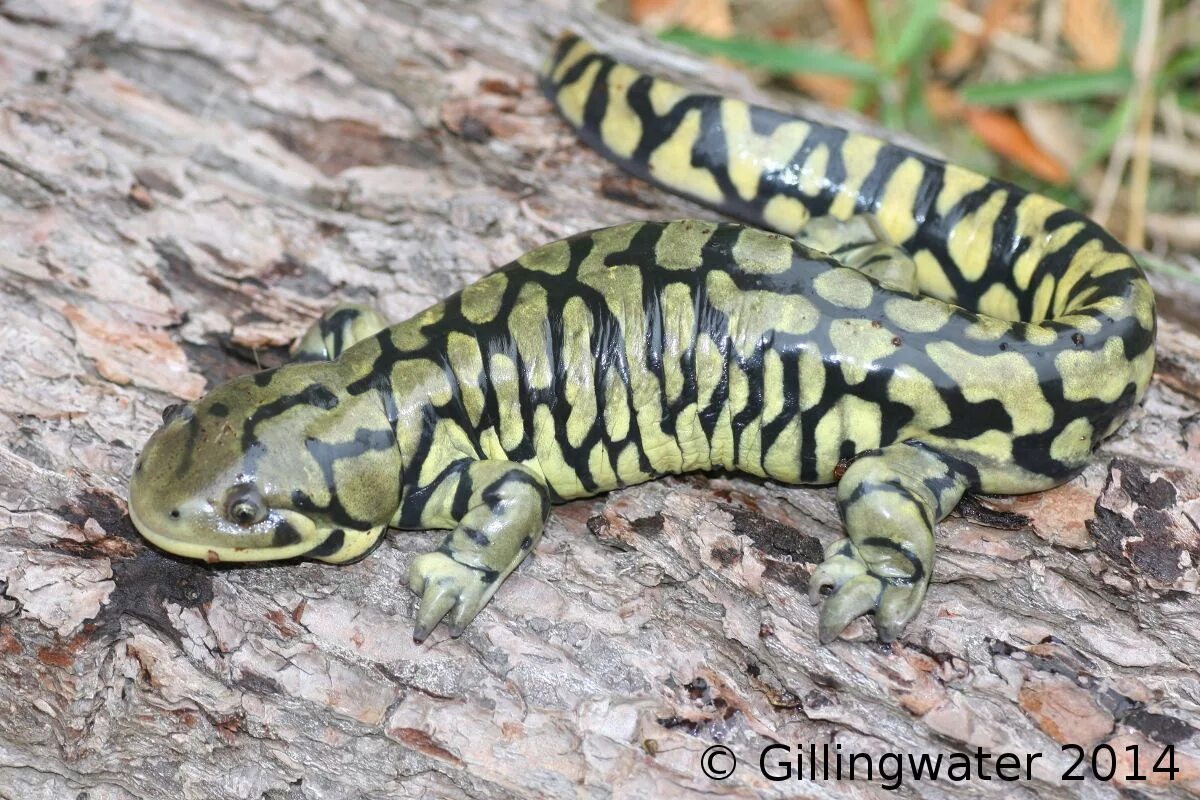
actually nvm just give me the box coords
[983,0,1037,36]
[821,0,874,58]
[630,0,733,37]
[964,106,1070,184]
[790,74,858,108]
[924,81,962,121]
[629,0,678,22]
[1062,0,1124,70]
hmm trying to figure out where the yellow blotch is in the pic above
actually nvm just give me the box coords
[947,189,1006,283]
[719,101,759,203]
[647,109,723,204]
[695,332,724,409]
[616,442,648,484]
[736,415,765,477]
[556,58,602,127]
[518,239,571,275]
[1132,276,1156,331]
[1055,335,1129,403]
[417,419,473,488]
[732,228,794,274]
[707,405,735,470]
[561,297,597,447]
[576,222,642,279]
[674,403,710,472]
[387,318,429,352]
[762,195,810,233]
[914,250,956,304]
[446,332,485,426]
[1090,252,1138,280]
[648,78,690,117]
[415,473,460,528]
[936,164,990,216]
[829,318,898,385]
[639,421,683,475]
[1053,239,1107,313]
[813,268,874,309]
[798,346,825,411]
[489,353,526,452]
[600,63,644,160]
[763,417,801,481]
[509,282,552,390]
[814,395,881,479]
[719,100,810,203]
[461,273,507,325]
[566,399,597,449]
[548,37,595,84]
[875,157,924,245]
[397,358,452,408]
[728,361,749,416]
[887,367,950,431]
[661,282,694,403]
[925,343,1054,435]
[656,220,718,271]
[798,144,828,198]
[603,366,631,442]
[762,349,784,422]
[958,429,1013,465]
[706,270,819,349]
[884,296,952,333]
[963,314,1011,342]
[1023,324,1059,347]
[829,134,884,220]
[588,441,618,489]
[1012,220,1083,292]
[1130,347,1155,403]
[627,363,680,474]
[1030,275,1056,323]
[478,427,505,462]
[534,405,584,498]
[1050,416,1094,467]
[1012,193,1064,252]
[976,283,1020,323]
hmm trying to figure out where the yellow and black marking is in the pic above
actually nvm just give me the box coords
[128,34,1155,645]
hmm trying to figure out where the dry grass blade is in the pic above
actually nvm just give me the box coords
[1092,0,1161,235]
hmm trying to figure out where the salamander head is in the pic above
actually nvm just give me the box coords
[128,364,400,565]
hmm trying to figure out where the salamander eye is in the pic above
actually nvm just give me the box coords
[161,403,185,424]
[226,485,267,527]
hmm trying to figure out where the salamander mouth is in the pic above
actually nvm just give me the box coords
[128,498,324,563]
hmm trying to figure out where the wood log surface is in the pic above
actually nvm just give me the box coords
[0,1,1198,797]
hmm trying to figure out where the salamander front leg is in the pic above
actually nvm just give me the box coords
[408,461,550,642]
[811,442,969,643]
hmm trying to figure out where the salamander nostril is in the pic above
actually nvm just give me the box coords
[169,509,180,519]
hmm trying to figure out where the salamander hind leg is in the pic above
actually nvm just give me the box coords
[408,460,550,643]
[812,442,970,643]
[292,303,390,361]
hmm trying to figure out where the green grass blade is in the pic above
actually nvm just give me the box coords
[1136,252,1200,285]
[962,68,1133,106]
[1073,96,1135,178]
[885,0,943,73]
[660,29,880,81]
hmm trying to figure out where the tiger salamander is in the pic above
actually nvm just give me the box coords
[128,34,1156,644]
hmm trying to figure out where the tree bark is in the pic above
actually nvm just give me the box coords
[1,1,1198,798]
